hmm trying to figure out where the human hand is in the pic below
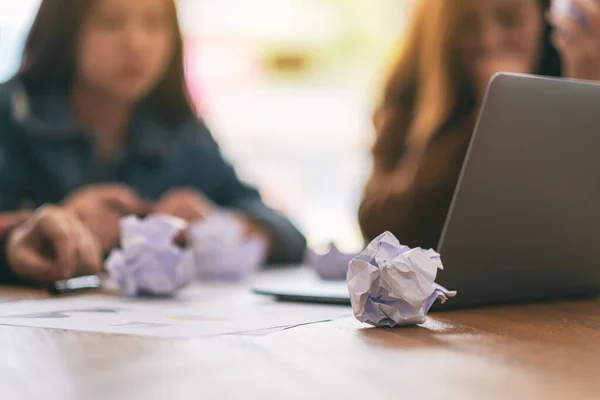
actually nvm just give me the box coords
[152,188,215,223]
[6,206,103,284]
[228,211,272,247]
[63,184,148,252]
[551,0,600,81]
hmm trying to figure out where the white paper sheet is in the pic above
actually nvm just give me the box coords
[0,288,351,338]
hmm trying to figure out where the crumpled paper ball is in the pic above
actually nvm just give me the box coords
[347,231,456,327]
[305,243,359,280]
[106,215,196,297]
[187,212,268,281]
[551,0,586,27]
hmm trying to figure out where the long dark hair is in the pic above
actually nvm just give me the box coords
[537,0,562,77]
[16,0,195,126]
[373,0,561,168]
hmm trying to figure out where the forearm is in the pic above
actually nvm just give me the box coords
[359,176,418,245]
[358,170,452,250]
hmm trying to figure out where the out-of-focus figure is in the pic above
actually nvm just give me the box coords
[359,0,600,248]
[0,0,306,269]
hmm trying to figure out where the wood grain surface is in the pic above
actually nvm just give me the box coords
[0,286,598,400]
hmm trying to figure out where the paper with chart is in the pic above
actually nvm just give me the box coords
[0,289,351,338]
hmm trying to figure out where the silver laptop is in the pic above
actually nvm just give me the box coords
[254,73,600,309]
[433,73,600,309]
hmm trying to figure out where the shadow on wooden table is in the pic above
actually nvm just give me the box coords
[357,297,600,351]
[356,317,472,349]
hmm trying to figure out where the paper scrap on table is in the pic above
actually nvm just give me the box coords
[188,212,268,281]
[305,243,359,280]
[347,231,456,327]
[0,293,351,339]
[106,215,196,297]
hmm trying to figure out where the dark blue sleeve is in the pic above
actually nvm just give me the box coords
[0,227,18,284]
[184,120,307,264]
[0,84,32,211]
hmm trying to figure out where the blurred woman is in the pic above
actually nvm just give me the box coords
[360,0,600,248]
[0,0,306,265]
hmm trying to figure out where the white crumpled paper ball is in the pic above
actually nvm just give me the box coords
[106,215,196,297]
[187,212,268,281]
[347,231,456,327]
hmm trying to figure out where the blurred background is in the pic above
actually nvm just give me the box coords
[0,0,412,251]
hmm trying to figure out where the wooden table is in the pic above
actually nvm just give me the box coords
[1,286,599,400]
